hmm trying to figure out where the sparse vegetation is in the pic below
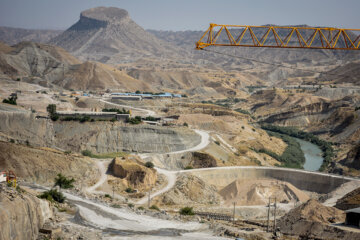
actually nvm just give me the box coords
[179,206,195,215]
[137,206,145,210]
[38,189,65,203]
[235,108,251,115]
[143,116,157,121]
[54,173,75,189]
[102,108,130,114]
[81,150,126,159]
[145,161,154,168]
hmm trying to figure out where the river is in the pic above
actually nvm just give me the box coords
[295,138,324,171]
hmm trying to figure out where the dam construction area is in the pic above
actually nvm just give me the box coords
[1,3,360,240]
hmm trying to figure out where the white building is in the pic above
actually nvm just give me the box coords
[0,171,7,182]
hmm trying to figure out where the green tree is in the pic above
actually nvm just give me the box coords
[145,161,154,168]
[2,95,17,105]
[54,173,75,189]
[38,189,65,203]
[47,104,59,121]
[179,207,195,215]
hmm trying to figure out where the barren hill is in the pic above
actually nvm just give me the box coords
[50,7,183,64]
[0,41,152,91]
[316,61,360,85]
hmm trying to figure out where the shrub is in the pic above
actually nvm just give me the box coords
[38,189,65,203]
[179,207,194,215]
[125,187,133,193]
[2,95,17,105]
[127,203,134,208]
[214,141,220,145]
[183,122,188,127]
[46,104,59,121]
[235,108,250,115]
[102,108,130,114]
[54,173,75,189]
[127,116,142,124]
[104,194,112,198]
[9,139,15,143]
[137,206,145,210]
[184,165,193,170]
[149,205,160,211]
[111,204,122,208]
[145,161,154,168]
[81,150,93,157]
[79,115,90,123]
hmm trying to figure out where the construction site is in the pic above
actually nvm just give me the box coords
[1,2,360,240]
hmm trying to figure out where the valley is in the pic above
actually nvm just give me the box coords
[0,5,360,240]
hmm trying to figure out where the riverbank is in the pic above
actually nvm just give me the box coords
[260,124,334,171]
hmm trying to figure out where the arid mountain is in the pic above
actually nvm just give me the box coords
[0,41,152,91]
[0,26,62,45]
[50,7,184,64]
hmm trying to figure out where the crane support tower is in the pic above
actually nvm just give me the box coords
[196,24,360,50]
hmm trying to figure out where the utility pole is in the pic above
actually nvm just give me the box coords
[233,202,236,223]
[267,197,271,232]
[148,187,151,208]
[273,197,277,233]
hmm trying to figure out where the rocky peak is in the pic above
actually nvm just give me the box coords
[81,7,130,23]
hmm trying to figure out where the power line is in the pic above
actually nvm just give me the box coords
[200,48,357,80]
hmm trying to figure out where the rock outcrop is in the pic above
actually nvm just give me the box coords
[154,174,221,206]
[110,156,157,190]
[0,184,51,240]
[335,186,360,210]
[189,152,217,168]
[340,143,360,170]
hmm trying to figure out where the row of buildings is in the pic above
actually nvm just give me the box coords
[111,92,182,101]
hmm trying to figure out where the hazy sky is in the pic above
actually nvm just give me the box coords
[0,0,359,31]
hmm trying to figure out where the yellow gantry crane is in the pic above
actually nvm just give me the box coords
[196,24,360,50]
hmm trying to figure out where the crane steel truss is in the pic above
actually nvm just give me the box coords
[196,24,360,50]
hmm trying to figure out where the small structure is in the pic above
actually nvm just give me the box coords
[345,207,360,227]
[0,171,7,182]
[0,170,16,187]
